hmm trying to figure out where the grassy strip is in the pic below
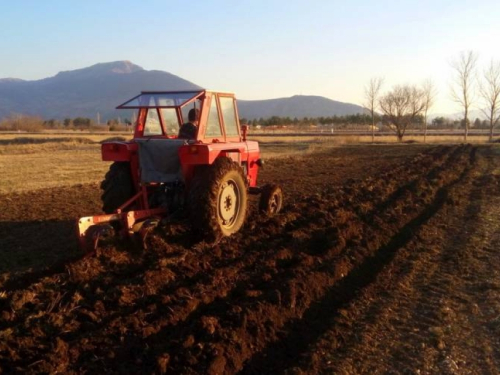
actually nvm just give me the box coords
[0,144,109,194]
[0,133,491,194]
[0,136,336,194]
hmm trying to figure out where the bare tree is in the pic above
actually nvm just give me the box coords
[364,77,384,143]
[421,79,437,143]
[379,84,426,142]
[479,60,500,142]
[450,51,478,142]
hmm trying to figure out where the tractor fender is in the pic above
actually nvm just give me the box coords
[102,141,137,162]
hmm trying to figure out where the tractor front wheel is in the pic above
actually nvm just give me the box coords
[259,184,283,216]
[100,162,135,214]
[189,158,248,240]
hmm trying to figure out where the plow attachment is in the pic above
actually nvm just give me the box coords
[77,207,167,253]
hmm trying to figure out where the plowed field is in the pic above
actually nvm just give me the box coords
[1,144,500,374]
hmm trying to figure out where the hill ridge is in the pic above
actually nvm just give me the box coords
[0,61,365,121]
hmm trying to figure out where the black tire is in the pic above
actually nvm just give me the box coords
[100,162,135,214]
[188,158,248,240]
[259,184,283,216]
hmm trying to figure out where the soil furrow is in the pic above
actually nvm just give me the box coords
[240,146,476,374]
[288,146,499,374]
[1,144,499,375]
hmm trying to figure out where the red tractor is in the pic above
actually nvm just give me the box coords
[77,90,283,251]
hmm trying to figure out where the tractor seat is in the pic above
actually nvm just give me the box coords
[135,138,187,183]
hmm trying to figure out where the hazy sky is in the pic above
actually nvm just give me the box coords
[1,0,499,114]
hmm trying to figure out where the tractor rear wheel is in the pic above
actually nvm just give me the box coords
[189,158,248,240]
[259,184,283,216]
[100,162,135,214]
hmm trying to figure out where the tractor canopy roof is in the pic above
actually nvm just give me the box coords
[116,90,234,109]
[117,90,203,109]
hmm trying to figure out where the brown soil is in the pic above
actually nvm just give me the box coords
[1,144,499,374]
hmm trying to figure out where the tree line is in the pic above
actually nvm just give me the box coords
[241,114,486,130]
[0,115,133,132]
[1,111,487,134]
[240,114,379,127]
[365,51,500,142]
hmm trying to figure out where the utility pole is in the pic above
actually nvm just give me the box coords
[97,112,101,125]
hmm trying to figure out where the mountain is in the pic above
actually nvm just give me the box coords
[0,61,366,121]
[237,95,366,119]
[0,61,201,121]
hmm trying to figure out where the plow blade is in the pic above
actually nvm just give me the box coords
[77,208,167,253]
